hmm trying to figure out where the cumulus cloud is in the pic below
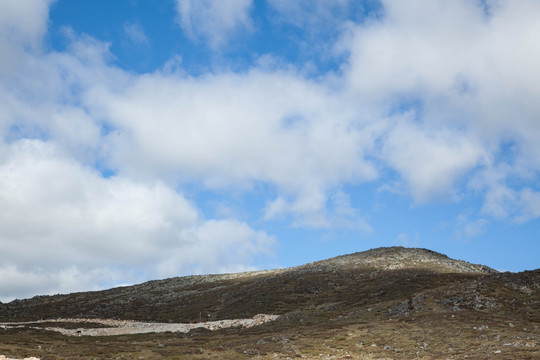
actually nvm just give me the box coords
[0,0,52,47]
[345,0,540,128]
[0,266,105,302]
[264,190,372,231]
[480,183,540,224]
[0,0,54,87]
[381,117,486,201]
[7,0,535,227]
[343,0,540,209]
[175,0,253,49]
[0,139,274,301]
[86,68,379,208]
[1,0,540,301]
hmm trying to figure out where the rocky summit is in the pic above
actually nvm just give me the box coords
[0,247,538,359]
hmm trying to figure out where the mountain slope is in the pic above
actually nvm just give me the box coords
[0,247,538,360]
[0,247,495,322]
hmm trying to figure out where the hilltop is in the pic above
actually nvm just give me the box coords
[297,246,496,273]
[0,247,538,359]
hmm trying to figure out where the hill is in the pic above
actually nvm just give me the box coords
[0,247,538,359]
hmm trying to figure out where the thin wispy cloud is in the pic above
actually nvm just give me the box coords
[123,22,149,45]
[175,0,253,49]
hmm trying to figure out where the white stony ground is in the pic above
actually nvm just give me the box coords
[0,356,39,360]
[0,313,279,337]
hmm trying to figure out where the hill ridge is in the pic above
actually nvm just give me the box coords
[3,247,495,306]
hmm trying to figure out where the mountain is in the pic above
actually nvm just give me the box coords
[0,247,538,360]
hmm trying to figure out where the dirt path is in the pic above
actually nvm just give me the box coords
[0,313,279,337]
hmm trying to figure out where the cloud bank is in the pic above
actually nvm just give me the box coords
[0,139,274,301]
[0,0,539,300]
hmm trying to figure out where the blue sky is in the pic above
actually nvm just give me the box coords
[1,0,539,301]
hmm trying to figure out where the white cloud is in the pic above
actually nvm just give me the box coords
[515,189,540,223]
[0,0,53,47]
[346,0,540,126]
[328,191,372,231]
[473,157,540,223]
[481,183,517,219]
[455,215,488,240]
[6,0,535,229]
[481,183,540,224]
[343,0,540,208]
[381,118,486,201]
[0,139,275,301]
[159,219,275,276]
[0,0,55,88]
[86,68,379,204]
[1,0,540,301]
[264,197,288,221]
[0,265,126,303]
[345,0,491,100]
[50,106,102,149]
[123,23,149,45]
[264,190,372,231]
[175,0,253,49]
[267,0,361,65]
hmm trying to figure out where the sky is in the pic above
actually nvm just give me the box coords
[0,0,539,302]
